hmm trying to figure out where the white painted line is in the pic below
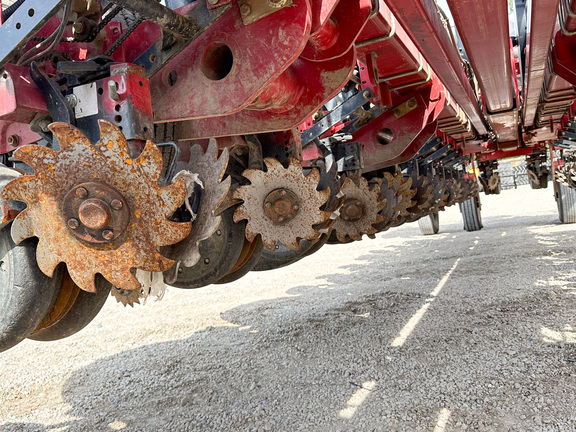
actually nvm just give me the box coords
[338,381,376,419]
[433,408,452,432]
[391,258,461,347]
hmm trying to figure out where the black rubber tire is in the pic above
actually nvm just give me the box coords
[169,208,245,289]
[557,181,576,224]
[253,234,329,271]
[418,211,440,235]
[460,194,483,232]
[216,237,264,284]
[0,231,63,353]
[28,274,111,342]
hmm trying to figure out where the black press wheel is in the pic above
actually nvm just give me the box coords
[28,273,111,342]
[556,181,576,224]
[418,211,440,235]
[460,193,483,232]
[0,228,63,353]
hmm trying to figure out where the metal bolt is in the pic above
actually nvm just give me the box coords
[216,230,222,236]
[38,119,51,132]
[7,134,19,148]
[67,218,79,229]
[407,98,417,109]
[110,199,123,210]
[279,190,286,196]
[240,4,251,15]
[108,80,120,101]
[265,202,272,208]
[102,229,114,240]
[65,93,78,108]
[277,216,284,222]
[72,21,85,34]
[363,91,371,99]
[208,0,218,4]
[204,258,210,264]
[292,204,299,211]
[75,187,88,198]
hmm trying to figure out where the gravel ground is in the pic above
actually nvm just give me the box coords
[1,185,576,432]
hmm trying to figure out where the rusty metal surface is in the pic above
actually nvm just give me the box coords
[111,285,142,307]
[373,171,415,233]
[405,173,435,221]
[233,157,330,250]
[1,121,191,292]
[331,176,385,242]
[62,181,130,243]
[161,139,230,270]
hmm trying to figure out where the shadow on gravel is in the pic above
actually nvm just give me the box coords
[3,217,576,431]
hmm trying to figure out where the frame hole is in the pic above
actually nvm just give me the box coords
[201,43,233,81]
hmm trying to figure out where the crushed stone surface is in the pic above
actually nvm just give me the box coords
[1,185,576,431]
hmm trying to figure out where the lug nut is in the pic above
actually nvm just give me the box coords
[102,229,114,240]
[75,187,88,198]
[110,199,123,210]
[292,204,299,211]
[7,134,19,148]
[67,218,79,229]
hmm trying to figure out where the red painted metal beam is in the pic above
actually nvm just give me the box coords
[383,0,487,135]
[475,146,543,162]
[446,0,513,113]
[523,0,561,127]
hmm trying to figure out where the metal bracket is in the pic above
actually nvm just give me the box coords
[301,88,374,146]
[328,141,362,172]
[30,62,75,126]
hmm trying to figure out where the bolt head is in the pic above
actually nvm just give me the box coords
[292,204,299,211]
[75,187,88,199]
[240,4,251,15]
[7,134,19,147]
[72,22,85,34]
[67,218,79,229]
[363,91,371,99]
[110,199,123,210]
[102,229,114,240]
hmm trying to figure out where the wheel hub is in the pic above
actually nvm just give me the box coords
[340,198,364,222]
[63,182,130,243]
[263,188,300,224]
